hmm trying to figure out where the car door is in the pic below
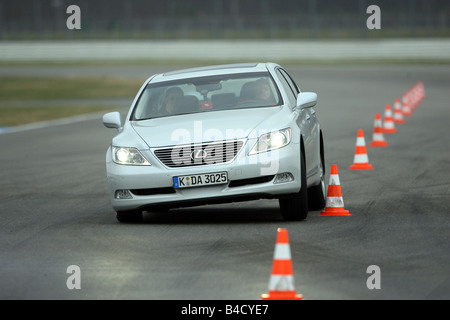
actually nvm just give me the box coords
[276,68,318,179]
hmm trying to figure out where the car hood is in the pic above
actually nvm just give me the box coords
[131,107,284,148]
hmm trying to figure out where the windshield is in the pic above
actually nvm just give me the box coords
[131,72,282,120]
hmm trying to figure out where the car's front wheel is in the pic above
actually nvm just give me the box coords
[116,210,143,223]
[308,156,326,211]
[279,152,308,221]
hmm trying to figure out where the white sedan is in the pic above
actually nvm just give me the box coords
[103,62,326,222]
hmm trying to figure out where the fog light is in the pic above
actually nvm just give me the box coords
[115,189,133,199]
[274,172,294,184]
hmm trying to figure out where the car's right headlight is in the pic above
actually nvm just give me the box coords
[249,128,291,155]
[112,146,151,165]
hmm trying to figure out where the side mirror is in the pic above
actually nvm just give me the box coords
[296,92,317,109]
[103,112,122,129]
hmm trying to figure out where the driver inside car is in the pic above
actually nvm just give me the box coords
[253,78,276,105]
[161,86,184,115]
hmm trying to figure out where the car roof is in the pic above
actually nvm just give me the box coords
[149,62,279,83]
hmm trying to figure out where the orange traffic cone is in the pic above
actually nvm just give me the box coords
[370,113,388,147]
[349,129,373,170]
[411,82,423,111]
[383,104,397,133]
[411,85,420,111]
[402,95,412,117]
[393,98,405,124]
[320,164,350,216]
[417,81,425,104]
[261,228,303,300]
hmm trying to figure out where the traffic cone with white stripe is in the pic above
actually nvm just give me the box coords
[417,81,425,105]
[320,164,350,216]
[370,113,388,147]
[402,95,412,117]
[393,98,405,124]
[349,129,373,170]
[261,228,303,300]
[383,104,397,133]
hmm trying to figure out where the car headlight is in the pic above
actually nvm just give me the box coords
[249,128,291,155]
[112,147,151,165]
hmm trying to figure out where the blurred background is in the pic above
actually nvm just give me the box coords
[1,0,449,40]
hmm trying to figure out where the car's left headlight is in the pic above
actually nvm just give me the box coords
[249,128,291,155]
[112,146,151,165]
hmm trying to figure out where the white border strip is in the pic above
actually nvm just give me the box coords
[1,39,449,61]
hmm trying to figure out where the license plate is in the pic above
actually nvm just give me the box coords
[173,172,228,189]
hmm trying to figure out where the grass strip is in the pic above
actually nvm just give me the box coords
[0,76,144,101]
[0,106,118,126]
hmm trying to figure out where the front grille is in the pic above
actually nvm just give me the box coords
[154,139,245,168]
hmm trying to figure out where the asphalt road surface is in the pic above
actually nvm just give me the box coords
[0,64,449,300]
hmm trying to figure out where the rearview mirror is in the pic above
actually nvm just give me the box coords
[296,92,317,109]
[103,112,122,129]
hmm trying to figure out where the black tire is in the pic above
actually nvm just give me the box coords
[279,152,308,221]
[116,209,143,223]
[308,156,326,211]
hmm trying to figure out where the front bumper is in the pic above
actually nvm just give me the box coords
[105,140,301,212]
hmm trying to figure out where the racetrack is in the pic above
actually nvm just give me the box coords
[0,64,449,300]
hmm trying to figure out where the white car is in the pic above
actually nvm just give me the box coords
[103,63,326,222]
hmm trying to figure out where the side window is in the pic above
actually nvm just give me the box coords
[276,69,297,107]
[279,68,300,95]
